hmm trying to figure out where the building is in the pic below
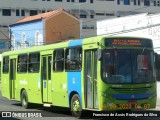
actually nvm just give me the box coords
[0,27,9,53]
[116,0,160,16]
[1,0,160,37]
[97,13,160,54]
[1,0,160,50]
[9,9,80,50]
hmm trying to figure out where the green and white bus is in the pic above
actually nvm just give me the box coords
[1,36,157,117]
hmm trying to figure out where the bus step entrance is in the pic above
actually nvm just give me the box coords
[43,103,52,107]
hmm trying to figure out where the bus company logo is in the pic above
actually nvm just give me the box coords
[131,94,135,99]
[2,112,11,117]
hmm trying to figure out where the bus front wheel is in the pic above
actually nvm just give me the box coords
[71,94,82,118]
[21,90,29,109]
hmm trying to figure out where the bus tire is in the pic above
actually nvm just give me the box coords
[21,90,29,109]
[71,94,82,118]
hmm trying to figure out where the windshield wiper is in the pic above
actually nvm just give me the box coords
[141,47,146,54]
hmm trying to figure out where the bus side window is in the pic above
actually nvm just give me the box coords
[3,56,9,73]
[17,54,28,73]
[28,52,40,73]
[65,47,82,71]
[53,49,64,72]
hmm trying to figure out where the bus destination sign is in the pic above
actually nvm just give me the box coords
[112,39,141,46]
[105,38,152,48]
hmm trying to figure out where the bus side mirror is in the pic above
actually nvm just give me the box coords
[98,49,102,60]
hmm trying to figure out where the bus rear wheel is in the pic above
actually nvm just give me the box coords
[71,94,82,118]
[21,90,29,109]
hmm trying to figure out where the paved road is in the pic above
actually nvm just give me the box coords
[0,82,159,120]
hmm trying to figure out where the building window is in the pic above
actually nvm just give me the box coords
[90,15,94,18]
[35,31,39,46]
[22,33,27,48]
[117,0,120,4]
[80,14,87,18]
[30,10,38,16]
[144,0,150,6]
[79,0,86,2]
[53,49,64,72]
[71,0,74,2]
[158,1,160,6]
[21,10,25,16]
[124,0,130,5]
[65,47,82,71]
[17,54,28,73]
[3,57,9,73]
[2,9,11,16]
[67,0,70,2]
[105,12,114,16]
[11,34,15,50]
[134,0,136,5]
[138,0,140,5]
[35,31,42,46]
[55,0,62,1]
[96,13,105,16]
[42,10,45,13]
[154,1,156,6]
[90,0,93,3]
[16,9,20,16]
[28,52,40,73]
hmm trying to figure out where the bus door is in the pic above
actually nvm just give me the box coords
[10,59,16,99]
[84,49,98,109]
[42,55,52,103]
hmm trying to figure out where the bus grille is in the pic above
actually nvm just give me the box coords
[111,86,151,93]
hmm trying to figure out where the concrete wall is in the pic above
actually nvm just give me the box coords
[0,27,9,53]
[45,12,80,43]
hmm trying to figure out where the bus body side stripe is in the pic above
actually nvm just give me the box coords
[68,39,83,47]
[68,72,82,102]
[67,39,83,106]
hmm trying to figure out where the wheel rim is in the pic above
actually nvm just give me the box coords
[73,100,80,112]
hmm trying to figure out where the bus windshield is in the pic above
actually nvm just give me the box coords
[102,49,156,84]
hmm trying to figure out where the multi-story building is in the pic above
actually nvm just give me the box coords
[0,0,160,51]
[0,0,115,26]
[116,0,160,16]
